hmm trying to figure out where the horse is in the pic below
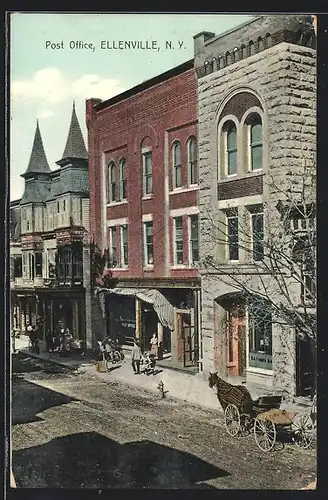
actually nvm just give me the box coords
[208,372,253,413]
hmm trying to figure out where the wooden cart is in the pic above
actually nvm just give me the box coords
[209,373,315,452]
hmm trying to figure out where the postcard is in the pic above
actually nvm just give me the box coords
[8,11,317,490]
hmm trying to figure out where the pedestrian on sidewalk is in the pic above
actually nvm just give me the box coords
[150,333,158,358]
[131,339,142,375]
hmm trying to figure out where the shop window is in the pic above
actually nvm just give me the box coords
[143,221,154,266]
[248,302,272,370]
[174,216,183,265]
[72,247,83,278]
[172,141,182,189]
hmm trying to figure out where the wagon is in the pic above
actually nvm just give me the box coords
[209,372,316,452]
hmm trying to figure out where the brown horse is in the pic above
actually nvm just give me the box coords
[208,372,253,413]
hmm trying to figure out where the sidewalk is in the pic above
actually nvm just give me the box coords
[17,348,312,414]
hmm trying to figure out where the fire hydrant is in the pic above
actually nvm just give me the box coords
[157,380,165,398]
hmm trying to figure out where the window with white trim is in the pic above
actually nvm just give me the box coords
[173,216,183,265]
[109,226,117,267]
[142,151,152,196]
[143,221,154,266]
[172,141,182,189]
[120,224,128,267]
[187,136,197,185]
[189,214,199,265]
[108,161,116,203]
[248,115,263,171]
[118,158,127,201]
[227,215,239,261]
[225,122,237,176]
[251,212,264,261]
[22,252,29,278]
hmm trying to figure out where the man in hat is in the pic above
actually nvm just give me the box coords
[131,338,142,375]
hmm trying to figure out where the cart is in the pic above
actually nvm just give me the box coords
[209,373,315,452]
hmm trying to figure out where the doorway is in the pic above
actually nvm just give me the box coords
[296,336,316,397]
[177,311,198,368]
[226,301,246,378]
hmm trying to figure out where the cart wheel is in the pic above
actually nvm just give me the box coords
[254,416,277,452]
[292,413,315,449]
[240,413,253,435]
[224,404,241,437]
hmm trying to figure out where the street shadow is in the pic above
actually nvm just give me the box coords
[12,379,78,426]
[13,431,230,488]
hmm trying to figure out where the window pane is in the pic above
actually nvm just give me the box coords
[144,153,152,174]
[252,213,264,261]
[173,142,181,165]
[227,150,237,175]
[248,303,272,369]
[174,165,182,188]
[227,124,237,149]
[251,122,262,144]
[228,217,239,261]
[251,144,262,171]
[189,138,195,162]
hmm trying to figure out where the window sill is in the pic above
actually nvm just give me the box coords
[111,267,129,271]
[106,200,128,207]
[171,264,188,269]
[142,195,153,201]
[143,266,154,272]
[246,367,273,375]
[219,171,264,183]
[169,185,199,195]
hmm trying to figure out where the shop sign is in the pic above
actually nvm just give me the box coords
[249,351,272,369]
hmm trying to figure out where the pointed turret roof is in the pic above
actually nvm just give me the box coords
[22,120,51,177]
[60,102,88,161]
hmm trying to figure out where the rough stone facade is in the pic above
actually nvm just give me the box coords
[195,15,316,398]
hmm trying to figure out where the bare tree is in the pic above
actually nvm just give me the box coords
[201,155,316,345]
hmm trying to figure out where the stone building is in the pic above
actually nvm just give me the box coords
[194,15,316,397]
[10,104,91,349]
[87,61,201,370]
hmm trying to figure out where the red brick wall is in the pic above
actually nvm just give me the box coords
[87,67,199,280]
[218,174,263,200]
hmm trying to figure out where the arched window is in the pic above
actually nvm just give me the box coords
[225,122,237,176]
[118,158,126,201]
[108,161,116,203]
[248,116,263,171]
[172,141,182,189]
[187,137,197,185]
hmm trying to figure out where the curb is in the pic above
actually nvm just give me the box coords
[18,349,93,372]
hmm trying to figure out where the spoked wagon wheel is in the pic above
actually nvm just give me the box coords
[292,413,315,449]
[224,404,241,437]
[254,415,277,452]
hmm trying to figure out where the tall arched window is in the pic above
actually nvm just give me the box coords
[172,141,182,189]
[249,116,263,171]
[108,161,116,203]
[225,122,237,176]
[187,136,197,185]
[118,158,126,201]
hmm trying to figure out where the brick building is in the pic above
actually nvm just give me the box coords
[10,104,91,349]
[195,15,316,397]
[87,60,202,370]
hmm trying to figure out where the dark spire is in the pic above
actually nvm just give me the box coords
[60,102,88,161]
[22,120,51,177]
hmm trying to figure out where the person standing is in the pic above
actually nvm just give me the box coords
[150,333,158,358]
[131,339,142,375]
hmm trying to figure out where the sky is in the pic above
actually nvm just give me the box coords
[10,12,252,201]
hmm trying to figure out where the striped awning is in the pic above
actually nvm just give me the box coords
[97,287,175,331]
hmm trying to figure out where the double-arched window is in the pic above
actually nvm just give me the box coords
[107,158,127,203]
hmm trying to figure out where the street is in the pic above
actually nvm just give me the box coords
[12,356,316,489]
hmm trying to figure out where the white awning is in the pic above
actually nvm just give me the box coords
[96,287,175,331]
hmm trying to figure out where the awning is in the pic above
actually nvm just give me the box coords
[96,287,175,331]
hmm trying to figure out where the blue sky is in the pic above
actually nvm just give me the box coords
[10,12,252,201]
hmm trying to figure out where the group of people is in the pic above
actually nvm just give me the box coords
[131,333,159,375]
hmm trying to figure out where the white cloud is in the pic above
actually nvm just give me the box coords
[11,68,126,108]
[37,109,55,119]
